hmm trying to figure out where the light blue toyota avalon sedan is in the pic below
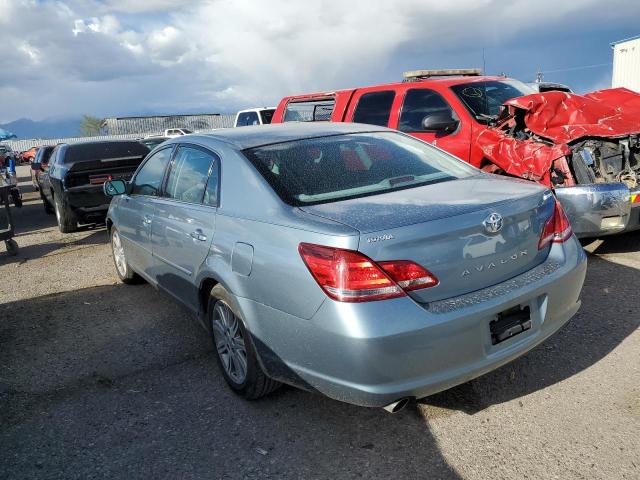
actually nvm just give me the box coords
[104,122,587,412]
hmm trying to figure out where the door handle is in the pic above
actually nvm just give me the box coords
[190,229,207,242]
[143,215,152,225]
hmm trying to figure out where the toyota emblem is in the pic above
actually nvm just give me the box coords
[483,212,503,234]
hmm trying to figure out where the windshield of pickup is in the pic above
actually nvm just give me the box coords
[450,80,535,123]
[244,131,477,206]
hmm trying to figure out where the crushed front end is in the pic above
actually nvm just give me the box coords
[477,89,640,238]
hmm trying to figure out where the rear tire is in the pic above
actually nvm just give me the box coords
[41,191,54,214]
[208,287,280,399]
[53,194,77,233]
[110,228,141,284]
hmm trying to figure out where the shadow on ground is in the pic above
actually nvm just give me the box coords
[584,230,640,255]
[0,187,107,264]
[0,284,461,479]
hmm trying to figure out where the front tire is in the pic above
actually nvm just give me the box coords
[110,228,140,284]
[53,194,77,233]
[208,291,280,399]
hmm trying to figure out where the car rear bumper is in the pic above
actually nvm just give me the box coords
[240,236,587,408]
[554,183,637,238]
[64,185,110,219]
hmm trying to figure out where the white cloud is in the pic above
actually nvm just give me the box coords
[0,0,639,123]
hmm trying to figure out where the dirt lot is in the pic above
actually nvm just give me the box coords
[1,165,638,479]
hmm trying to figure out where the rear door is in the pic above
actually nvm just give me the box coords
[346,88,398,127]
[152,144,219,310]
[117,146,173,277]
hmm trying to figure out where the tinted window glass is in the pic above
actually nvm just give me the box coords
[399,89,456,132]
[131,148,172,196]
[237,112,260,126]
[244,132,476,206]
[164,146,214,203]
[62,141,149,164]
[283,100,335,122]
[35,146,55,164]
[259,109,275,124]
[450,80,534,122]
[353,91,395,127]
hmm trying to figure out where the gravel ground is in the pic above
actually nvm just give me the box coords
[1,165,638,479]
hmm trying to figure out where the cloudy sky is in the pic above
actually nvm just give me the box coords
[1,0,639,123]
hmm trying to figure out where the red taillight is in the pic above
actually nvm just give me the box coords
[538,200,573,250]
[377,260,439,291]
[89,174,112,185]
[298,243,438,302]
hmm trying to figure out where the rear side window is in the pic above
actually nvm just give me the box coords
[244,131,476,206]
[164,146,215,204]
[35,146,55,164]
[259,109,275,124]
[283,99,335,122]
[353,91,395,127]
[131,147,172,196]
[236,111,260,126]
[399,89,456,132]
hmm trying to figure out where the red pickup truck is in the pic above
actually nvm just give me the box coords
[272,69,640,238]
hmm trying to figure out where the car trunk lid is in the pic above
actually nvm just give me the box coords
[300,175,554,303]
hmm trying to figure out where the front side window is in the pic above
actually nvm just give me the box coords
[164,146,215,204]
[450,80,535,122]
[244,131,477,206]
[131,147,172,196]
[352,91,395,127]
[399,89,457,132]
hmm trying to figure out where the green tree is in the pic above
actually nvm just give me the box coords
[79,115,103,137]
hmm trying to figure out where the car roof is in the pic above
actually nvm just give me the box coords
[178,122,392,150]
[283,75,513,101]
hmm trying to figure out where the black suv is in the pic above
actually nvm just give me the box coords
[37,140,150,232]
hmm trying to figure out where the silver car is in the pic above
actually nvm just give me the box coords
[104,123,587,412]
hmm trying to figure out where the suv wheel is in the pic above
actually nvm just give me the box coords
[110,228,140,284]
[53,194,77,233]
[208,290,280,399]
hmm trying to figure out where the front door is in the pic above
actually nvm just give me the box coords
[152,145,219,311]
[117,146,173,277]
[394,87,471,161]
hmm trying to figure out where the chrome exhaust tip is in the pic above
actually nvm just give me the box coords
[382,397,410,413]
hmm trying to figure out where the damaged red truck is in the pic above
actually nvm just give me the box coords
[272,69,640,238]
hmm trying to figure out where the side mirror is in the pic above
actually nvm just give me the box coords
[104,179,127,196]
[421,113,459,133]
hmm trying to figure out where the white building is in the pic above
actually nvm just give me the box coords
[612,35,640,92]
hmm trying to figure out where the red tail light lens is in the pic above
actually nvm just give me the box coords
[538,200,573,250]
[377,260,439,291]
[298,243,438,302]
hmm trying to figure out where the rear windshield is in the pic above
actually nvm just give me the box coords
[244,131,477,206]
[283,99,335,122]
[63,142,150,163]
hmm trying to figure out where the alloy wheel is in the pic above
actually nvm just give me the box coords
[212,302,248,384]
[111,231,127,278]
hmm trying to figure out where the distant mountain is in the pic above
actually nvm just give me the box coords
[0,117,81,139]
